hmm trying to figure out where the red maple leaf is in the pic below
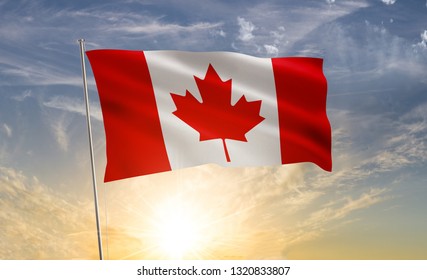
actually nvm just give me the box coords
[170,64,265,162]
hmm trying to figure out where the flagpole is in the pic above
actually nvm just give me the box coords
[78,38,104,260]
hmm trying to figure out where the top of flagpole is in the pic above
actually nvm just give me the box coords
[78,38,85,48]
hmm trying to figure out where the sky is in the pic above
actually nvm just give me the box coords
[0,0,426,260]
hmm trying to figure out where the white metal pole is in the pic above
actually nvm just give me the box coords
[78,38,104,260]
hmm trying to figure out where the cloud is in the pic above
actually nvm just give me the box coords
[270,26,287,44]
[2,123,12,138]
[381,0,396,5]
[263,44,279,56]
[0,58,82,86]
[291,104,427,251]
[305,188,388,228]
[64,9,223,35]
[50,114,70,152]
[0,4,225,86]
[354,103,427,174]
[237,17,256,42]
[310,100,427,194]
[10,90,32,102]
[0,166,97,259]
[413,30,427,51]
[43,95,103,121]
[211,29,226,38]
[42,95,104,152]
[109,21,223,35]
[305,17,427,85]
[331,188,388,219]
[387,103,427,162]
[284,188,388,249]
[231,1,368,56]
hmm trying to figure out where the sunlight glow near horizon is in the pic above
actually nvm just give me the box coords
[147,196,211,259]
[157,212,201,259]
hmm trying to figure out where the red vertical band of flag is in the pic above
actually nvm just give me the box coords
[272,57,332,171]
[86,50,171,182]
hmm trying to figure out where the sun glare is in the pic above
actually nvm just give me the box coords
[157,212,201,259]
[132,184,257,260]
[150,197,208,259]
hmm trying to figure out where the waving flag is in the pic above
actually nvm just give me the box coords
[87,50,332,182]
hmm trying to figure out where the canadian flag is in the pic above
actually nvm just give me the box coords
[86,50,332,182]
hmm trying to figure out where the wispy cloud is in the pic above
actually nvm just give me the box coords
[0,3,226,86]
[49,114,70,152]
[2,123,12,138]
[109,21,223,35]
[231,1,368,56]
[41,95,103,152]
[311,17,427,86]
[283,104,427,256]
[10,89,32,102]
[304,188,387,230]
[310,101,427,194]
[381,0,397,5]
[0,64,82,86]
[0,166,96,259]
[279,188,388,254]
[43,95,103,121]
[356,104,427,173]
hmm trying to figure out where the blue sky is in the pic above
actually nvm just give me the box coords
[0,0,426,259]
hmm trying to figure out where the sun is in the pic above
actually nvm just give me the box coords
[109,183,259,260]
[149,197,208,259]
[156,211,201,259]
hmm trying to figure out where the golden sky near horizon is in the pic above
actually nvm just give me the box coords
[2,163,426,260]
